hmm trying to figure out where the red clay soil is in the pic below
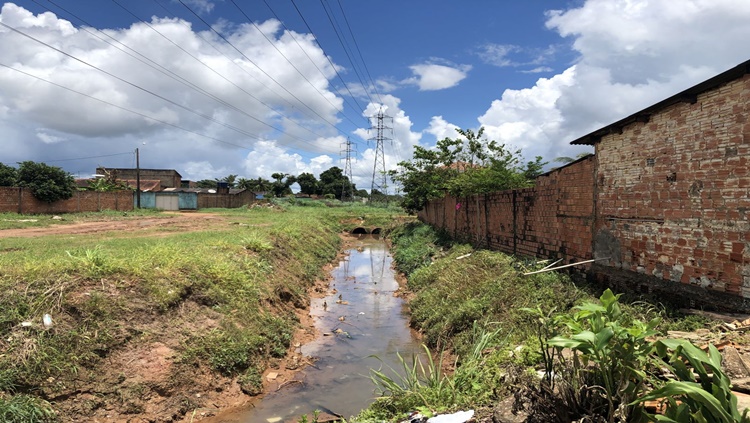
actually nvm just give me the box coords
[0,213,337,422]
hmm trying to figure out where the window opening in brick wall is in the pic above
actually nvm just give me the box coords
[646,158,655,166]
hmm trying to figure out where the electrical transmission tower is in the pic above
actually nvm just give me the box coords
[368,109,393,202]
[340,137,355,201]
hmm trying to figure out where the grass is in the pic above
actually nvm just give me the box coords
[0,204,402,421]
[357,220,715,422]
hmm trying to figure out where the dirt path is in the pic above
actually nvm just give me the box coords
[0,212,223,238]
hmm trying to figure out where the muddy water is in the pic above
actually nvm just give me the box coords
[237,236,421,422]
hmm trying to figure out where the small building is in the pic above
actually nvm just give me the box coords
[96,168,182,190]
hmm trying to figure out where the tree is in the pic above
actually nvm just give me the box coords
[270,173,296,197]
[216,174,237,188]
[196,179,217,189]
[296,172,318,195]
[318,166,355,200]
[88,168,131,192]
[392,127,545,213]
[243,177,272,192]
[0,163,17,186]
[16,161,76,203]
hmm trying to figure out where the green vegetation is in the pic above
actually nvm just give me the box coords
[358,220,722,422]
[390,127,547,213]
[15,161,76,203]
[0,204,401,421]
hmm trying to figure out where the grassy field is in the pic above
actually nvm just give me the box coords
[0,203,404,422]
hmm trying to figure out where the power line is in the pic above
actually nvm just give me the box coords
[102,0,336,152]
[228,0,364,130]
[39,152,134,163]
[175,0,352,140]
[38,0,320,150]
[289,0,369,115]
[0,62,255,150]
[333,0,383,105]
[318,0,374,106]
[0,21,283,147]
[260,0,368,124]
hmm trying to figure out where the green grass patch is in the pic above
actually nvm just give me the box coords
[0,205,402,420]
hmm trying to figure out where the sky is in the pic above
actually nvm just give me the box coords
[1,0,750,192]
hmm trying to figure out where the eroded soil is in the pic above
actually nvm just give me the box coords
[0,212,341,422]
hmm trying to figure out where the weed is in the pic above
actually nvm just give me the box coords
[634,339,750,422]
[0,394,56,422]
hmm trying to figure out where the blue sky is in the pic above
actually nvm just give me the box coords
[1,0,750,191]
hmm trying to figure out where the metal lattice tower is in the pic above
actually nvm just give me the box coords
[369,109,393,200]
[340,137,356,201]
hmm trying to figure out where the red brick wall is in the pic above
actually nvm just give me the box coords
[419,156,596,265]
[594,74,750,302]
[0,187,133,213]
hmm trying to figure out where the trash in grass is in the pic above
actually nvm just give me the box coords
[427,410,474,423]
[43,314,53,329]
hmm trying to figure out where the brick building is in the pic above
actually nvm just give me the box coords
[96,168,182,190]
[419,59,750,311]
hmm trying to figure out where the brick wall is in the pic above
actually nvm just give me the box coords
[419,155,596,265]
[0,187,133,213]
[593,74,750,306]
[419,73,750,311]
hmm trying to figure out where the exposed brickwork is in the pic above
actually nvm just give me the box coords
[418,71,750,311]
[0,187,133,213]
[419,156,596,265]
[594,74,750,302]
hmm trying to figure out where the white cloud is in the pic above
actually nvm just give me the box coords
[469,0,750,163]
[424,116,461,142]
[477,43,520,67]
[241,140,333,180]
[404,61,472,91]
[0,3,346,177]
[36,130,66,144]
[182,0,217,15]
[521,66,553,74]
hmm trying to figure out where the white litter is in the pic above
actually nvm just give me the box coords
[43,314,53,329]
[427,410,474,423]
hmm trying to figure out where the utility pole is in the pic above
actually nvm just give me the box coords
[341,137,355,201]
[136,147,141,208]
[368,108,392,204]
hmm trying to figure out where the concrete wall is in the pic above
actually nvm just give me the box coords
[0,187,134,213]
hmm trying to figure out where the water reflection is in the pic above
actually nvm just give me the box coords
[234,237,421,422]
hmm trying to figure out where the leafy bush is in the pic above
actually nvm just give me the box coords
[544,289,659,421]
[17,161,76,203]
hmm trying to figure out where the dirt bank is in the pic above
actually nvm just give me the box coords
[0,211,349,422]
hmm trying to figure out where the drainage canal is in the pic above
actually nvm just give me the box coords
[226,236,421,422]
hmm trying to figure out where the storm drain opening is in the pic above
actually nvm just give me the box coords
[351,227,369,235]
